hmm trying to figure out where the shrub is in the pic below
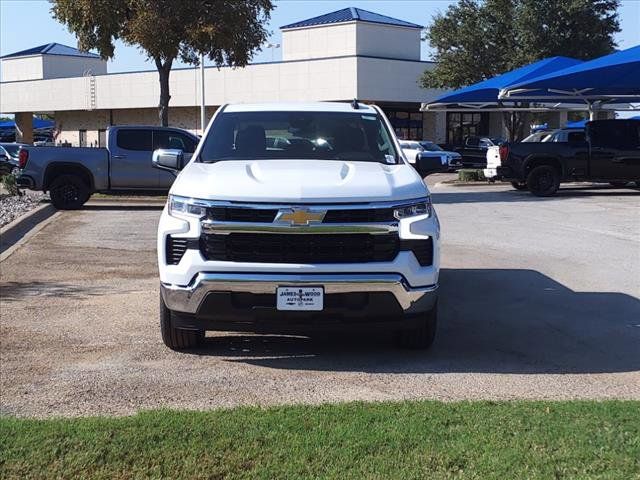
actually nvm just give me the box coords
[1,173,21,196]
[458,169,486,182]
[458,169,478,182]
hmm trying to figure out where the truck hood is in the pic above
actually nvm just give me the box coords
[171,159,428,203]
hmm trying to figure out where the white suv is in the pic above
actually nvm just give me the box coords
[153,102,443,350]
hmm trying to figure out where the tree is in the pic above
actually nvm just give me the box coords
[421,0,620,140]
[52,0,273,126]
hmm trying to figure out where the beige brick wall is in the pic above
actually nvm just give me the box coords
[55,106,219,146]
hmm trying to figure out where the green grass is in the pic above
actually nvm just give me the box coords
[1,401,639,479]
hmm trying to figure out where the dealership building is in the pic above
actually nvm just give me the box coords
[0,7,576,147]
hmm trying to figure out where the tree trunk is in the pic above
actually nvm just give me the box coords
[502,111,516,142]
[156,58,173,127]
[501,109,527,142]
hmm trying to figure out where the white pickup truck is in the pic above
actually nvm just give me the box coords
[154,102,444,350]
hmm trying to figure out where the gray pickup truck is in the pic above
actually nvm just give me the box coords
[17,125,199,209]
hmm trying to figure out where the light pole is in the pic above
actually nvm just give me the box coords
[199,53,206,134]
[265,42,280,62]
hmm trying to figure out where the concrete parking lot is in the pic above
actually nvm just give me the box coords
[1,176,639,417]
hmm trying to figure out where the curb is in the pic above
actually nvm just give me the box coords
[0,203,60,261]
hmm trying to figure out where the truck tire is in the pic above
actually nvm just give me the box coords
[49,174,90,209]
[526,165,560,197]
[397,301,437,350]
[510,181,527,190]
[160,292,204,350]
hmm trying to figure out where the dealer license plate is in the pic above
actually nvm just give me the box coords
[276,286,324,311]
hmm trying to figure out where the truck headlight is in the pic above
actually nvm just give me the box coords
[168,195,206,219]
[394,198,432,219]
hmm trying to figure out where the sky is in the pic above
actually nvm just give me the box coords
[1,0,639,75]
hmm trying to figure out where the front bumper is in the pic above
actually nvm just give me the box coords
[162,272,438,317]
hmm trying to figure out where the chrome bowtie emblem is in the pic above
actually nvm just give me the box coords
[275,208,326,226]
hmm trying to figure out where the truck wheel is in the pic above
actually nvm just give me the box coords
[49,174,90,209]
[510,181,527,190]
[397,301,437,350]
[526,165,560,197]
[160,292,204,350]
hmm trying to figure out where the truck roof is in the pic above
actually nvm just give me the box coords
[223,102,377,113]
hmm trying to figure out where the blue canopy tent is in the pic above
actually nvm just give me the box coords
[0,118,54,130]
[424,56,583,110]
[499,45,640,118]
[565,119,587,128]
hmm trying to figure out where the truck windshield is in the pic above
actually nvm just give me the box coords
[199,111,399,163]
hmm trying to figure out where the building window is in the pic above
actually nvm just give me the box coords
[385,110,423,140]
[446,112,489,146]
[98,129,106,148]
[79,129,87,147]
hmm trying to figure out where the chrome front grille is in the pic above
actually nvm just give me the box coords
[162,199,434,266]
[204,204,397,224]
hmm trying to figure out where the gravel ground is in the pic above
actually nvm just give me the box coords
[0,177,639,417]
[0,190,48,228]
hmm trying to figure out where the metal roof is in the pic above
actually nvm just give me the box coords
[281,7,423,30]
[1,43,101,59]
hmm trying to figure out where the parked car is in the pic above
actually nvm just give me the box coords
[484,127,586,185]
[495,119,640,196]
[455,136,504,168]
[399,140,424,164]
[17,126,199,209]
[419,141,463,171]
[0,142,27,175]
[153,102,445,350]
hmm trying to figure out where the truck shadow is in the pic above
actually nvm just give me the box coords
[193,268,640,374]
[431,185,639,204]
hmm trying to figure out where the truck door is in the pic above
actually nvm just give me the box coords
[152,130,199,189]
[109,129,157,188]
[589,121,640,181]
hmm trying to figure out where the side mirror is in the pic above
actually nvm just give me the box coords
[415,155,448,177]
[152,148,184,172]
